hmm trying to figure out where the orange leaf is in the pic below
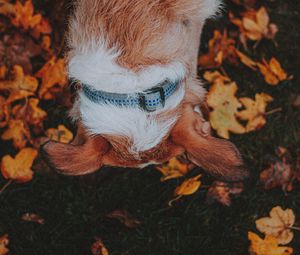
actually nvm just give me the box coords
[0,234,9,255]
[91,239,109,255]
[248,232,293,255]
[174,175,202,196]
[156,157,189,181]
[257,58,288,86]
[36,57,68,100]
[1,119,32,149]
[46,125,73,144]
[1,147,37,183]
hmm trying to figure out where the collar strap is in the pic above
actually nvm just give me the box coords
[82,80,180,112]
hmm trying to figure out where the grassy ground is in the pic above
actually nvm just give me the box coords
[0,0,300,254]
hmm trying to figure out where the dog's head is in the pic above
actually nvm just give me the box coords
[41,0,248,181]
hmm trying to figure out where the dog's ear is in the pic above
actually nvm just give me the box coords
[171,104,248,181]
[40,135,110,176]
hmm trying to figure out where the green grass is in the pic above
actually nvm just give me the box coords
[0,0,300,254]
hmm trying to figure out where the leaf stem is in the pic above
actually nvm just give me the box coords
[265,108,282,116]
[168,195,183,207]
[289,226,300,231]
[0,180,13,195]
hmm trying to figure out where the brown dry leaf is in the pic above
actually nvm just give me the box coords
[248,232,293,255]
[6,90,34,104]
[0,234,9,255]
[206,71,246,139]
[156,157,189,182]
[1,147,37,183]
[236,93,273,132]
[0,65,38,92]
[11,0,42,30]
[260,158,293,192]
[13,98,47,127]
[0,95,10,128]
[1,119,32,149]
[36,57,68,100]
[198,30,237,68]
[91,239,109,255]
[46,125,73,144]
[256,206,296,245]
[235,49,257,70]
[0,0,14,16]
[174,174,202,196]
[21,213,45,224]
[31,17,52,39]
[257,58,288,86]
[107,210,141,229]
[206,181,244,206]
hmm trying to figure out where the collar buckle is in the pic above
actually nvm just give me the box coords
[138,85,166,112]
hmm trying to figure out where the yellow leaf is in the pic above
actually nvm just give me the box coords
[236,93,273,132]
[156,157,189,181]
[248,232,293,255]
[1,119,32,149]
[257,58,288,86]
[0,65,38,92]
[46,125,73,144]
[1,147,37,183]
[174,175,202,196]
[206,73,246,139]
[235,50,257,70]
[255,206,296,245]
[0,234,9,255]
[91,239,109,255]
[36,57,67,100]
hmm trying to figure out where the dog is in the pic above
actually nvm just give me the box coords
[41,0,248,181]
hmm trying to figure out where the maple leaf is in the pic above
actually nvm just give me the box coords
[257,58,288,86]
[248,232,293,255]
[205,71,246,139]
[255,206,296,245]
[106,210,141,229]
[11,0,42,30]
[156,157,189,181]
[198,30,237,68]
[0,234,9,255]
[206,181,244,206]
[174,175,202,196]
[91,239,109,255]
[13,98,47,127]
[36,57,68,100]
[1,119,32,149]
[1,147,37,183]
[0,65,38,92]
[46,125,73,144]
[236,93,273,132]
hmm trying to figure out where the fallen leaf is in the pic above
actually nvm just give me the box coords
[236,93,273,132]
[1,119,32,149]
[235,49,257,70]
[257,58,288,86]
[106,210,141,229]
[11,0,42,30]
[0,0,14,16]
[198,30,237,68]
[0,95,10,128]
[91,239,109,255]
[255,206,295,245]
[156,157,189,181]
[46,125,73,144]
[0,65,38,92]
[248,232,293,255]
[0,234,9,255]
[13,98,47,127]
[206,181,244,206]
[21,213,45,224]
[1,147,37,183]
[206,72,246,139]
[0,66,7,79]
[36,57,67,100]
[5,89,34,104]
[174,175,202,196]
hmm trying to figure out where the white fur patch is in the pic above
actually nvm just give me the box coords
[78,85,185,152]
[68,43,187,94]
[199,0,223,19]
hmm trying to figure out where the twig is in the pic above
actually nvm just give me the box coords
[265,108,282,116]
[290,226,300,231]
[0,180,13,195]
[168,195,182,207]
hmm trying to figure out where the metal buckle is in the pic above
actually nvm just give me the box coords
[138,85,166,112]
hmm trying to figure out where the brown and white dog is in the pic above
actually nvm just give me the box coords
[41,0,248,181]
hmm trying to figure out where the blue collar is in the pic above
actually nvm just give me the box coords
[82,80,180,112]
